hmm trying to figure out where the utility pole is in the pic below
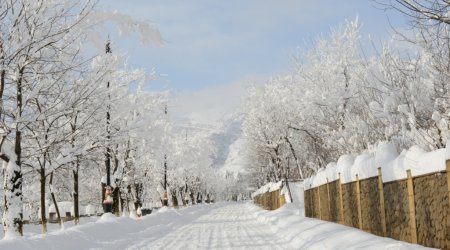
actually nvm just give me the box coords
[162,104,168,206]
[103,39,113,213]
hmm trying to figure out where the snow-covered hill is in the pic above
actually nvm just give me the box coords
[211,120,242,168]
[220,136,248,175]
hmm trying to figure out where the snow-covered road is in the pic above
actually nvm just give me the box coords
[0,202,432,250]
[128,203,284,250]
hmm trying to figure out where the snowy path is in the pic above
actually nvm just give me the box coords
[0,202,432,250]
[127,203,284,250]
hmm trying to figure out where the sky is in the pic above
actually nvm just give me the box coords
[99,1,408,127]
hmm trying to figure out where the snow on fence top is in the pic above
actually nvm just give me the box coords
[304,141,449,190]
[251,181,283,198]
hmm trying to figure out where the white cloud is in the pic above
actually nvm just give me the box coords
[170,75,264,127]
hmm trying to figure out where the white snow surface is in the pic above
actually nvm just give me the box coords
[251,181,283,198]
[305,142,449,189]
[220,136,247,176]
[48,201,73,216]
[0,202,432,249]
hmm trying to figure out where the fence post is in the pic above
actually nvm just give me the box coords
[406,169,417,244]
[377,167,387,237]
[338,173,344,224]
[317,187,322,220]
[277,190,280,209]
[447,160,450,209]
[356,174,363,230]
[326,177,331,221]
[275,190,278,209]
[309,184,313,217]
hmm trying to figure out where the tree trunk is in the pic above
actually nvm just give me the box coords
[40,168,47,233]
[104,40,112,213]
[285,136,304,180]
[189,189,196,205]
[171,189,178,208]
[284,158,293,203]
[133,183,142,210]
[70,116,80,224]
[112,186,120,215]
[101,182,106,210]
[3,66,25,237]
[73,160,79,225]
[196,192,202,204]
[50,172,62,228]
[120,192,126,214]
[0,42,5,121]
[3,158,23,237]
[180,187,187,206]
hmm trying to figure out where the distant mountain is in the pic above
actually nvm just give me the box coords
[210,118,242,170]
[220,136,248,176]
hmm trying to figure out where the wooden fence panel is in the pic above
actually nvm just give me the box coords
[328,180,341,223]
[305,189,312,217]
[319,185,330,221]
[311,187,319,218]
[413,172,449,249]
[379,180,411,242]
[253,188,286,211]
[342,182,359,228]
[360,177,383,236]
[304,165,450,249]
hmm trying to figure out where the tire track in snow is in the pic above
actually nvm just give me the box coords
[127,203,288,250]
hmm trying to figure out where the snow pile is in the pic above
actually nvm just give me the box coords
[0,204,216,250]
[251,181,283,198]
[85,205,97,216]
[335,154,354,183]
[305,141,449,189]
[250,203,430,249]
[49,202,73,217]
[71,206,86,216]
[285,181,304,215]
[96,213,118,224]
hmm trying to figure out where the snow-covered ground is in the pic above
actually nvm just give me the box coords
[0,202,432,250]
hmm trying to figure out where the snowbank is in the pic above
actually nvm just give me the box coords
[49,202,72,216]
[251,181,283,198]
[250,203,430,249]
[305,141,448,189]
[0,202,430,250]
[336,154,354,183]
[85,205,97,216]
[96,213,117,223]
[0,204,221,250]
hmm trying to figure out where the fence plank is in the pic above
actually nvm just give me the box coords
[326,178,331,221]
[309,185,313,217]
[447,160,450,209]
[338,173,344,224]
[377,167,387,237]
[356,174,363,230]
[406,169,417,244]
[317,187,322,220]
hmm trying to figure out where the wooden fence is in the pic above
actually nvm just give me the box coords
[253,189,286,210]
[304,161,450,249]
